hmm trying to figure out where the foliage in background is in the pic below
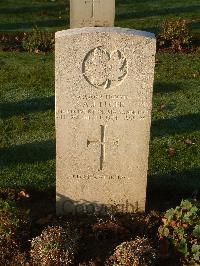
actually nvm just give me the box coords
[0,32,24,51]
[31,224,80,265]
[107,237,157,266]
[158,200,200,264]
[22,27,54,53]
[157,19,191,51]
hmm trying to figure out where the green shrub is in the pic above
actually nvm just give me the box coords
[107,237,157,266]
[158,200,200,264]
[22,27,54,53]
[158,19,191,51]
[0,32,24,51]
[31,224,80,265]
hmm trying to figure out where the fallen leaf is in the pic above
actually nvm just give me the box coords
[158,104,166,112]
[18,191,30,200]
[168,147,177,156]
[170,221,177,227]
[162,218,167,224]
[183,223,189,229]
[184,139,195,145]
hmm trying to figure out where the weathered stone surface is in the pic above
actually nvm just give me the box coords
[70,0,115,28]
[56,27,156,215]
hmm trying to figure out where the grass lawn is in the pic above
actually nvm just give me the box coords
[0,0,200,210]
[0,52,55,191]
[0,0,199,35]
[0,51,199,209]
[0,2,199,265]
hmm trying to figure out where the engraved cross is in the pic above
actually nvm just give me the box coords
[85,0,100,18]
[87,125,119,171]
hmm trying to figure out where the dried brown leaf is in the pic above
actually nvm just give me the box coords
[168,147,177,156]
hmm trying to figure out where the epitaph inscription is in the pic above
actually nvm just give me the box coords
[56,28,156,215]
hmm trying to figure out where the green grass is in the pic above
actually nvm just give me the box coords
[0,52,55,190]
[0,0,199,35]
[148,53,200,208]
[0,52,199,208]
[0,0,200,209]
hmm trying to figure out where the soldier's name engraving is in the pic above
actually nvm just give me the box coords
[56,93,150,121]
[56,108,150,121]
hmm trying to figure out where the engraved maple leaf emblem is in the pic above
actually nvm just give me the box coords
[83,47,127,89]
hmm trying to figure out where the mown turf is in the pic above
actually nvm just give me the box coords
[0,0,200,209]
[0,52,55,190]
[0,0,199,35]
[148,52,200,209]
[0,52,199,209]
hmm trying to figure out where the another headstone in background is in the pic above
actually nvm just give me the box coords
[56,27,156,215]
[70,0,115,28]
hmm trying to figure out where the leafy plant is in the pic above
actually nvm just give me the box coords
[22,27,54,53]
[158,200,200,264]
[158,19,191,51]
[107,237,157,266]
[0,32,25,51]
[30,224,80,266]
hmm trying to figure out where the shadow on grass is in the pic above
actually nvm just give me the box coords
[116,5,200,21]
[0,19,68,31]
[146,167,200,211]
[0,3,69,14]
[154,81,184,93]
[0,139,55,165]
[116,0,165,6]
[0,96,55,119]
[190,21,200,32]
[151,113,200,137]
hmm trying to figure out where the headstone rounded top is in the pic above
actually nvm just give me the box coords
[55,27,156,40]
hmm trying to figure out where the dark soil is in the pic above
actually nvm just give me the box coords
[0,187,188,265]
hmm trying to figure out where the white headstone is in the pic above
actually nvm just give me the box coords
[70,0,115,28]
[56,27,156,215]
